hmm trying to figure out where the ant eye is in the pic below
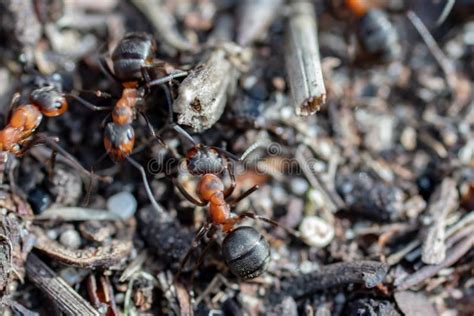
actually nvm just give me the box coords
[126,127,134,140]
[53,101,63,109]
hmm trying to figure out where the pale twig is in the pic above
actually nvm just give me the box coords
[285,0,326,116]
[406,10,457,92]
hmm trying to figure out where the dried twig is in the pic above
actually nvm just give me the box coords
[130,0,196,52]
[436,0,456,26]
[421,178,459,264]
[396,233,474,291]
[388,212,474,265]
[175,282,193,316]
[175,15,245,132]
[34,207,121,221]
[0,214,23,293]
[295,145,344,212]
[285,0,326,116]
[236,0,283,46]
[26,253,99,316]
[32,220,134,268]
[406,10,457,93]
[86,274,118,315]
[273,261,388,300]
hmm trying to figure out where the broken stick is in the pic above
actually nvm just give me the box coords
[285,0,326,116]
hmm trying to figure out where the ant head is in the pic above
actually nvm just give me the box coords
[30,86,68,117]
[222,226,270,280]
[185,145,225,176]
[104,123,135,162]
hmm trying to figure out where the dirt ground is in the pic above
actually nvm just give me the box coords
[0,0,472,315]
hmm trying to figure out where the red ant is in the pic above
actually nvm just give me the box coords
[72,32,187,212]
[170,129,299,280]
[0,76,108,186]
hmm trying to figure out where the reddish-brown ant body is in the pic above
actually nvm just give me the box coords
[172,131,297,280]
[0,75,107,185]
[75,32,187,211]
[0,86,68,156]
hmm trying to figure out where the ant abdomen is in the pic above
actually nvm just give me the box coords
[111,32,156,83]
[104,123,135,161]
[357,9,401,62]
[222,226,270,280]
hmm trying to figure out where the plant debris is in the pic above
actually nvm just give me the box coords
[0,0,472,314]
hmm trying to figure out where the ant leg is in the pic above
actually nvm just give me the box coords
[81,151,109,207]
[190,231,216,285]
[8,93,20,113]
[66,94,113,111]
[174,223,212,282]
[126,156,164,214]
[146,71,188,88]
[236,212,301,238]
[171,178,207,207]
[172,125,197,146]
[47,149,58,182]
[99,55,120,84]
[224,157,236,199]
[101,113,112,129]
[33,133,112,183]
[75,90,114,99]
[160,82,174,125]
[209,146,240,161]
[229,185,259,207]
[137,111,167,147]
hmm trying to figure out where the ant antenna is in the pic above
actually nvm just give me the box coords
[239,140,272,161]
[126,156,164,215]
[146,71,188,88]
[236,212,302,239]
[99,55,121,84]
[172,125,197,146]
[66,94,112,111]
[138,111,167,148]
[34,133,112,183]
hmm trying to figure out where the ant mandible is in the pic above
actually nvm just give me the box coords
[171,129,298,280]
[72,32,187,212]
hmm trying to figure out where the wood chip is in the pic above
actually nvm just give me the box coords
[421,178,459,264]
[26,253,99,316]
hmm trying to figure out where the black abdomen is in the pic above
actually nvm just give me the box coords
[222,226,270,280]
[358,9,401,62]
[112,33,156,82]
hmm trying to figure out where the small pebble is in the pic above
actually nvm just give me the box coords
[59,229,81,250]
[290,177,308,195]
[308,189,325,211]
[107,192,137,220]
[115,293,125,304]
[271,185,288,205]
[400,127,416,151]
[299,216,335,247]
